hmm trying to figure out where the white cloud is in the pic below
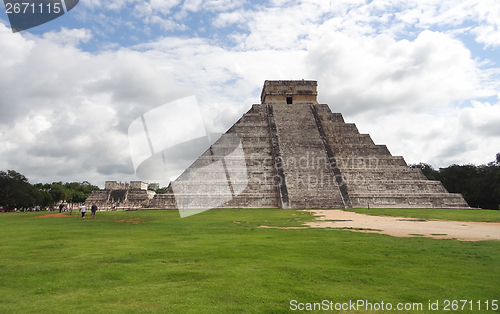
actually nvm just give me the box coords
[181,0,245,12]
[0,26,188,184]
[0,24,35,67]
[351,99,500,168]
[81,0,140,11]
[310,30,486,116]
[212,11,246,28]
[134,0,182,17]
[386,0,500,47]
[148,15,187,31]
[81,0,103,10]
[1,0,500,186]
[181,0,204,12]
[459,100,500,138]
[42,28,93,46]
[203,0,246,12]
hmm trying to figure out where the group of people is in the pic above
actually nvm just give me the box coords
[58,203,98,219]
[1,204,100,219]
[79,204,98,219]
[2,206,52,212]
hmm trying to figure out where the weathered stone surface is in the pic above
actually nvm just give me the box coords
[315,105,468,208]
[86,181,154,209]
[148,80,469,209]
[150,103,279,209]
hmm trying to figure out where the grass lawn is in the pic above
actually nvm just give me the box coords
[0,208,499,313]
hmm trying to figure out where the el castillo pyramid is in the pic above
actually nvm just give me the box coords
[150,80,469,210]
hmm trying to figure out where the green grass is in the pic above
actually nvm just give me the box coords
[347,207,500,223]
[0,209,499,313]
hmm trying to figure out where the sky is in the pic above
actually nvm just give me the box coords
[1,0,499,188]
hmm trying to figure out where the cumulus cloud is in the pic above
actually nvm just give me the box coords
[181,0,246,12]
[0,26,190,184]
[350,98,500,168]
[459,100,500,138]
[212,10,247,28]
[1,0,500,187]
[42,28,93,46]
[310,30,485,115]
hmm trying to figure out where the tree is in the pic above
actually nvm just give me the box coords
[0,170,100,208]
[410,163,440,181]
[493,171,500,209]
[148,183,159,191]
[416,156,500,210]
[36,190,53,207]
[49,182,73,203]
[64,181,99,202]
[0,170,39,209]
[155,186,168,194]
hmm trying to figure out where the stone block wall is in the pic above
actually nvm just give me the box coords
[86,181,155,209]
[130,181,148,190]
[261,80,318,104]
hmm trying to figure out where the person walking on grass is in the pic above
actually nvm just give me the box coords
[80,204,86,219]
[91,203,98,220]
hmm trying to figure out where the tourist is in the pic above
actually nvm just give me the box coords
[80,204,86,219]
[91,203,98,220]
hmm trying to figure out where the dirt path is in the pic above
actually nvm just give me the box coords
[303,210,500,241]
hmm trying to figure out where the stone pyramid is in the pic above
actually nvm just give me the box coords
[150,80,469,209]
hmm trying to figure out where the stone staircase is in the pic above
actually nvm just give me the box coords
[269,102,346,208]
[85,190,110,208]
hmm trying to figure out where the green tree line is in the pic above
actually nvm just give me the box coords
[0,170,99,209]
[411,154,500,210]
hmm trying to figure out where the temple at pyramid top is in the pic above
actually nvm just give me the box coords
[261,80,318,104]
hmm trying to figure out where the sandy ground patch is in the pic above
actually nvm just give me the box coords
[303,210,500,241]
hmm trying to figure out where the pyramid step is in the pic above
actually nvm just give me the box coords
[340,168,427,181]
[331,145,391,156]
[153,192,279,209]
[349,192,470,208]
[346,180,447,193]
[321,124,360,133]
[326,134,375,144]
[334,155,407,167]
